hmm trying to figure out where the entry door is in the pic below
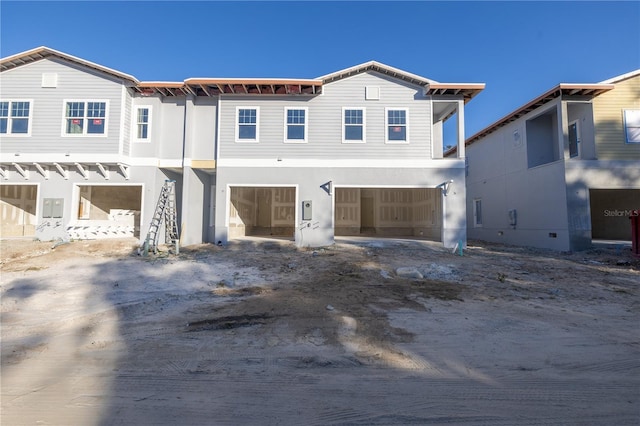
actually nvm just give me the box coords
[569,121,580,158]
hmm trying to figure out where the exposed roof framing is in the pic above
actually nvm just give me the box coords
[427,83,486,104]
[318,60,436,86]
[319,61,484,103]
[1,46,138,84]
[444,83,616,157]
[465,84,614,145]
[133,79,322,97]
[184,78,322,97]
[2,47,483,102]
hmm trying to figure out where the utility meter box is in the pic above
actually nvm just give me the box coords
[302,200,312,221]
[42,198,64,218]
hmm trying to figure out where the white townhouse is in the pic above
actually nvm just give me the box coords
[0,47,484,248]
[449,70,640,251]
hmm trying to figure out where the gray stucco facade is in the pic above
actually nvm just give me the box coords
[461,72,640,251]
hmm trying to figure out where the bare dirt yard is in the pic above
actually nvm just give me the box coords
[1,236,639,425]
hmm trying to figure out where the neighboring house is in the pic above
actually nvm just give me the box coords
[448,70,640,251]
[0,47,484,248]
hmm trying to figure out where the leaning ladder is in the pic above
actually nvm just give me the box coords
[143,180,179,254]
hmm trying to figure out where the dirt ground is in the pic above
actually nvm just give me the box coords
[1,236,639,425]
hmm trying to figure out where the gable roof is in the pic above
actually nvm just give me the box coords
[318,60,436,86]
[444,82,615,157]
[600,68,640,84]
[0,46,138,84]
[0,47,483,101]
[318,60,484,104]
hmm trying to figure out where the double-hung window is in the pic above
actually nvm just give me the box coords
[64,100,107,135]
[133,106,151,142]
[236,107,259,142]
[0,100,32,135]
[623,110,640,144]
[343,108,365,143]
[386,108,408,143]
[285,107,307,143]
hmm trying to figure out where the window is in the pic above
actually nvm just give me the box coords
[386,108,408,143]
[568,120,580,158]
[285,108,307,143]
[0,100,32,135]
[133,106,151,141]
[473,199,483,227]
[343,108,365,143]
[236,107,259,142]
[623,110,640,143]
[64,101,107,135]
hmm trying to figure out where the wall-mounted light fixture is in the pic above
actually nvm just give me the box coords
[438,179,453,196]
[320,180,333,196]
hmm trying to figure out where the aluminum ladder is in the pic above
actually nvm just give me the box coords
[143,180,179,254]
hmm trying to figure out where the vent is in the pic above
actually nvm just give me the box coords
[42,73,58,88]
[365,86,380,100]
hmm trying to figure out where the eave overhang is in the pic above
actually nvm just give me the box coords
[0,46,138,84]
[426,83,486,104]
[446,83,615,156]
[319,60,436,87]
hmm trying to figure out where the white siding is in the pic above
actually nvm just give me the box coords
[0,58,127,155]
[218,72,431,160]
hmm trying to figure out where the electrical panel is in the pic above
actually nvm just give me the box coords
[302,200,312,220]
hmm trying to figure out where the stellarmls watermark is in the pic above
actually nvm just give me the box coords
[603,209,639,217]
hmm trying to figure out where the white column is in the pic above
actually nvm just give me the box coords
[457,99,465,158]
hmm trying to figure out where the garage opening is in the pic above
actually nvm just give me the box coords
[229,187,295,239]
[0,185,37,237]
[589,189,640,240]
[335,188,442,241]
[67,185,142,240]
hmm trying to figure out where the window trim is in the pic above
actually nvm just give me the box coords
[0,99,33,137]
[473,198,483,228]
[342,107,366,144]
[385,107,409,144]
[235,106,260,143]
[132,105,152,143]
[284,107,308,144]
[61,99,109,137]
[623,109,640,144]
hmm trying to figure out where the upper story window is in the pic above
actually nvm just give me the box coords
[63,100,108,136]
[0,100,32,135]
[236,107,259,142]
[285,107,307,143]
[133,106,151,142]
[386,108,408,143]
[623,109,640,143]
[343,108,365,143]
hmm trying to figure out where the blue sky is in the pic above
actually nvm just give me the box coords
[1,1,639,141]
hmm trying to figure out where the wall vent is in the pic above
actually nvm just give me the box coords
[365,86,380,100]
[42,73,58,88]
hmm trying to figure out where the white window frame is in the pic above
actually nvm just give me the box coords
[473,198,483,228]
[61,100,109,137]
[385,107,409,144]
[284,107,308,143]
[132,105,152,143]
[623,109,640,144]
[235,106,260,143]
[342,107,366,144]
[0,99,33,136]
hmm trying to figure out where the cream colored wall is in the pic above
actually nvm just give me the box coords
[594,74,640,160]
